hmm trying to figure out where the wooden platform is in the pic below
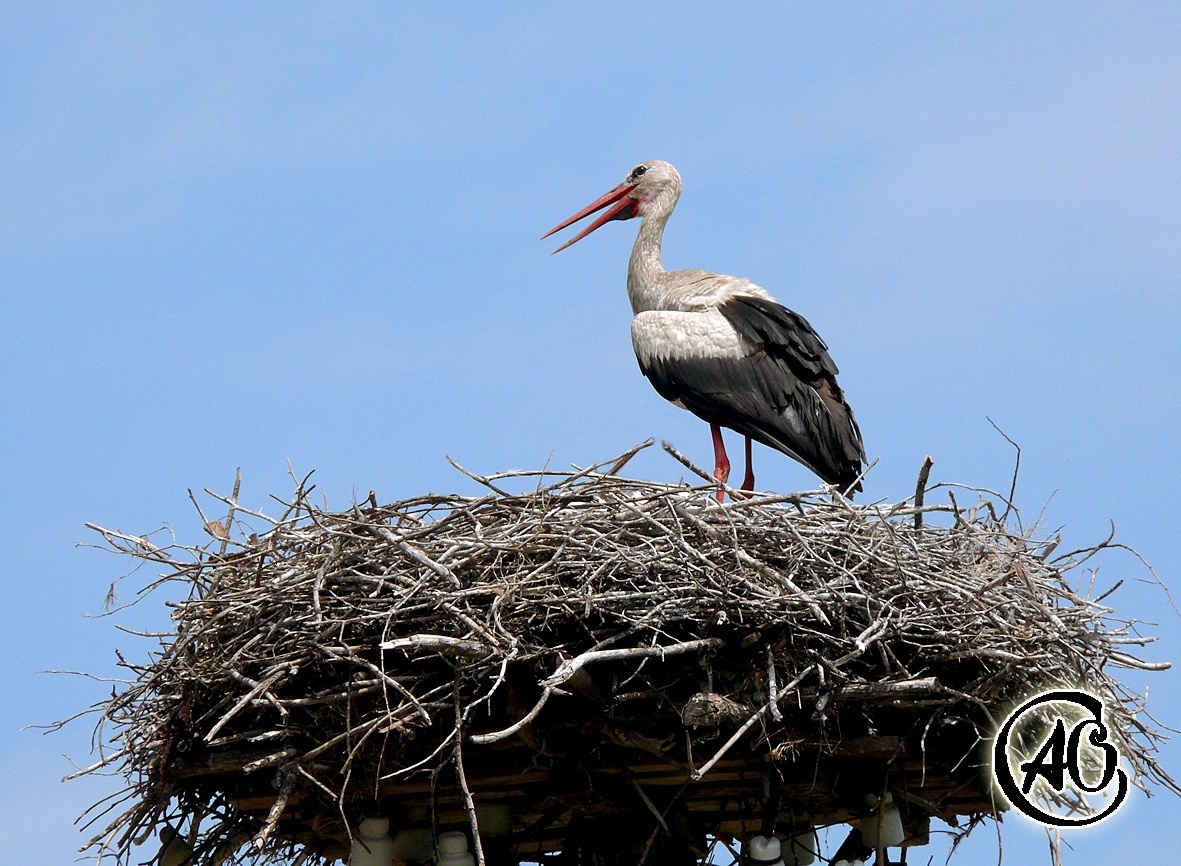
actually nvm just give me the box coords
[183,678,1004,862]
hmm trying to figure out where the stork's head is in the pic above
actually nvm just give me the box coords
[543,160,682,253]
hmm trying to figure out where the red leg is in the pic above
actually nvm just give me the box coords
[710,423,730,503]
[741,436,755,493]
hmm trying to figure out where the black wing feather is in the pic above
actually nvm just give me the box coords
[639,296,865,491]
[718,295,836,379]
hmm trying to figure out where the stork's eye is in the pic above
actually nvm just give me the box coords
[630,165,648,180]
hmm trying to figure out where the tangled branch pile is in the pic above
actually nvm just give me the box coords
[72,442,1175,865]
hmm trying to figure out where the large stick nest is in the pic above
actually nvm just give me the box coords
[71,442,1175,865]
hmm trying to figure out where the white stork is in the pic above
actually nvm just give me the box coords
[543,160,866,501]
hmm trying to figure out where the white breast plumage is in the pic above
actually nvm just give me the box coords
[630,309,755,366]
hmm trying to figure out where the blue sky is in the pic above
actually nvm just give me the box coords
[2,4,1180,863]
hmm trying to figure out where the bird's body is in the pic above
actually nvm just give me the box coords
[544,160,865,499]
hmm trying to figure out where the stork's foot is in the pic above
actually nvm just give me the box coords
[710,423,731,504]
[713,464,730,504]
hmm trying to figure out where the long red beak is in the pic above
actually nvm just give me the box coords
[542,181,639,253]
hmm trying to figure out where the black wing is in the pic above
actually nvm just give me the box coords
[639,296,865,491]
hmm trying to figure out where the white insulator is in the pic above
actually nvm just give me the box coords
[859,793,905,849]
[746,834,784,866]
[437,830,476,866]
[351,816,396,866]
